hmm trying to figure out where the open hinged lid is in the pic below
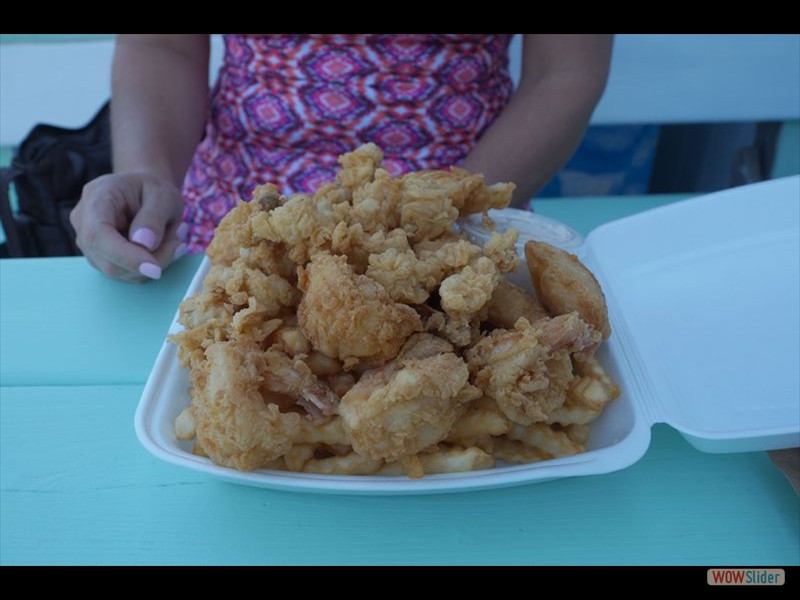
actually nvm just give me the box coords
[582,176,800,453]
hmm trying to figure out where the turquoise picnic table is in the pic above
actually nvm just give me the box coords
[1,194,798,566]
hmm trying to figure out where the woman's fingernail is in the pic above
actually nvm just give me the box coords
[138,262,162,280]
[176,222,189,241]
[173,243,189,261]
[131,228,158,250]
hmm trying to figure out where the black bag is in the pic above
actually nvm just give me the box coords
[0,101,111,257]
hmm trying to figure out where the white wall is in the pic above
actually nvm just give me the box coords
[0,36,226,145]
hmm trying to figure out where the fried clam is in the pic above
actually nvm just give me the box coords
[205,184,289,270]
[398,167,515,217]
[365,236,485,305]
[431,229,518,338]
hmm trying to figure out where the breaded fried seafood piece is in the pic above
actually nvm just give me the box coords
[439,256,501,318]
[482,228,520,274]
[260,349,340,422]
[297,252,422,369]
[333,142,384,194]
[365,236,484,305]
[395,168,514,242]
[191,342,301,471]
[524,240,611,339]
[399,167,515,216]
[205,184,280,266]
[487,277,550,329]
[340,350,480,461]
[466,313,601,425]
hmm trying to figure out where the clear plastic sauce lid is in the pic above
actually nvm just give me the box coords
[458,208,584,253]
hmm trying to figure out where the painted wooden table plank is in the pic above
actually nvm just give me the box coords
[534,193,694,238]
[0,253,204,387]
[1,385,797,566]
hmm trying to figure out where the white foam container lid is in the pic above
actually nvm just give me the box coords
[586,176,799,453]
[135,176,800,494]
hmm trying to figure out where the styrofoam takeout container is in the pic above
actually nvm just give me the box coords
[135,176,800,494]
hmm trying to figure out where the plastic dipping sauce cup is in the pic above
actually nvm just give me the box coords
[458,207,584,286]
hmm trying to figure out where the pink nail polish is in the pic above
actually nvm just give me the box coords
[131,228,158,250]
[138,262,162,280]
[176,222,189,241]
[173,243,189,261]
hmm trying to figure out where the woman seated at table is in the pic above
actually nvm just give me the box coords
[69,34,613,282]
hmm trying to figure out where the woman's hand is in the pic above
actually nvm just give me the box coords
[69,171,187,283]
[73,34,209,282]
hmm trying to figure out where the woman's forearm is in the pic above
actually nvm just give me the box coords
[111,34,210,187]
[461,74,605,206]
[462,34,613,207]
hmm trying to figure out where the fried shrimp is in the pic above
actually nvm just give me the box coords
[261,350,340,422]
[466,314,601,425]
[191,342,301,471]
[297,252,422,369]
[339,352,481,461]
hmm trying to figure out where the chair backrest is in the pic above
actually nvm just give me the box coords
[596,34,800,125]
[509,34,800,126]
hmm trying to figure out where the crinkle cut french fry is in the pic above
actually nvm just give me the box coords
[507,423,584,457]
[376,446,495,476]
[263,457,288,471]
[574,355,608,379]
[491,438,550,464]
[569,376,613,411]
[400,455,424,479]
[545,366,619,425]
[174,406,197,440]
[420,446,495,474]
[564,423,590,445]
[294,416,349,445]
[192,439,209,458]
[434,434,497,458]
[446,405,509,444]
[305,351,343,376]
[300,452,383,475]
[274,326,311,356]
[574,356,621,405]
[327,372,356,397]
[373,461,405,476]
[283,440,384,475]
[284,444,316,472]
[546,399,601,426]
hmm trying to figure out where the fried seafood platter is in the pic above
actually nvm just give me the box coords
[170,143,620,479]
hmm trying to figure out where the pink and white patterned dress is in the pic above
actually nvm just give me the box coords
[181,34,514,252]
